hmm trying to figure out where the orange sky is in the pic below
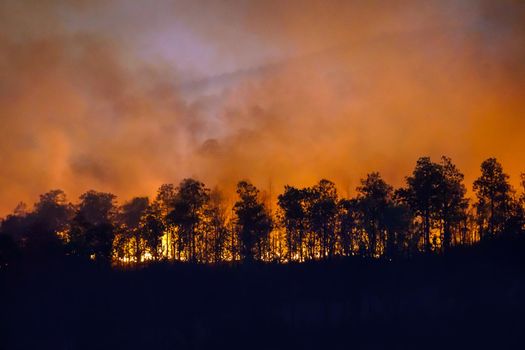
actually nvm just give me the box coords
[0,0,524,215]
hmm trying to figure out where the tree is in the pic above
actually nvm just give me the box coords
[69,191,117,264]
[234,181,272,262]
[33,190,72,233]
[514,173,525,235]
[117,197,149,264]
[356,173,393,257]
[435,157,468,251]
[383,199,411,259]
[505,196,525,237]
[306,180,339,259]
[355,172,411,258]
[0,192,73,260]
[167,179,210,262]
[204,189,229,263]
[399,157,442,253]
[154,184,176,259]
[29,190,74,257]
[277,186,308,262]
[0,203,30,250]
[338,198,362,257]
[142,202,166,261]
[473,158,513,239]
[0,204,26,265]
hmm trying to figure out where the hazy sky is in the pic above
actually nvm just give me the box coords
[1,0,524,214]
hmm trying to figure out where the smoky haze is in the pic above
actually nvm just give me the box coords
[1,0,524,214]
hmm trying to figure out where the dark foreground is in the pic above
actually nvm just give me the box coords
[2,237,525,350]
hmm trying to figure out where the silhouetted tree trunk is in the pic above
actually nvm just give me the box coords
[424,209,431,253]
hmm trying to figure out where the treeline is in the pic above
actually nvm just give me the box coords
[0,156,524,267]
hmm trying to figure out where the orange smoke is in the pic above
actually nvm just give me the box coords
[0,0,524,215]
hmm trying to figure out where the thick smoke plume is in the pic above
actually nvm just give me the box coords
[1,0,524,214]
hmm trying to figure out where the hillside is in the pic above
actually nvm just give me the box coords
[2,235,524,350]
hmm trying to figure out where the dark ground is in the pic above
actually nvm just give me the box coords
[1,237,525,350]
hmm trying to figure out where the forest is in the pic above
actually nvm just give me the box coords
[1,156,524,267]
[1,156,525,349]
[2,1,525,348]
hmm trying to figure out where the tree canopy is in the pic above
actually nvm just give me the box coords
[0,156,523,267]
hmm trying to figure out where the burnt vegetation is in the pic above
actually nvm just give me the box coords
[1,156,525,349]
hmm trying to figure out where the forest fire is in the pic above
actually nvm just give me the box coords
[1,0,525,218]
[1,1,525,349]
[0,157,520,267]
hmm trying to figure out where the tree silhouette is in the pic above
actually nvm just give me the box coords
[32,190,72,232]
[69,191,117,264]
[307,180,338,260]
[205,188,229,263]
[399,157,442,253]
[1,154,524,268]
[28,190,73,258]
[167,179,210,262]
[0,203,30,251]
[154,184,176,258]
[355,173,393,257]
[116,197,149,264]
[234,181,272,262]
[435,157,468,251]
[277,186,308,262]
[473,158,513,239]
[142,201,165,261]
[383,199,411,259]
[338,198,362,257]
[0,204,25,266]
[0,192,72,260]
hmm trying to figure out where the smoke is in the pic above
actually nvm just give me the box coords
[1,0,524,214]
